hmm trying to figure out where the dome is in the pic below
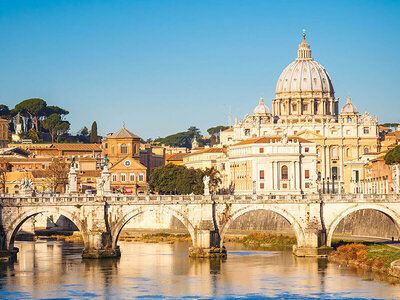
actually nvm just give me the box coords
[341,96,359,114]
[275,33,334,98]
[253,97,271,116]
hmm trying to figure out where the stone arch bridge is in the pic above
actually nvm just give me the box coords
[1,194,399,258]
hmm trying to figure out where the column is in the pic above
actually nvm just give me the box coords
[386,179,389,194]
[291,161,295,190]
[321,146,326,179]
[295,161,300,191]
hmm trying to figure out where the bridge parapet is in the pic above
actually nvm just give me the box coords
[1,193,400,205]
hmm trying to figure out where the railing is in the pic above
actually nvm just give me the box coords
[0,193,400,205]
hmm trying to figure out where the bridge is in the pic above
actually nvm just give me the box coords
[1,193,400,259]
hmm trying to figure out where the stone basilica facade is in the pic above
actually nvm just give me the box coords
[220,33,380,183]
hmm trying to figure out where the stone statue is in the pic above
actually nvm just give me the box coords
[104,156,109,168]
[21,177,34,195]
[96,177,105,196]
[203,175,210,196]
[281,130,288,144]
[71,156,76,169]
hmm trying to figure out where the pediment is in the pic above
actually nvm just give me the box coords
[295,129,325,140]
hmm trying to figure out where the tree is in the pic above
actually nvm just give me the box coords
[44,157,69,193]
[80,126,89,136]
[42,113,70,143]
[385,145,400,165]
[0,104,10,119]
[44,105,69,117]
[207,126,229,135]
[90,121,98,143]
[14,98,47,131]
[149,164,205,195]
[0,159,9,193]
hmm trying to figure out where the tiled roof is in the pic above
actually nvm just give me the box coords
[53,143,101,152]
[185,148,226,157]
[109,127,140,139]
[232,136,312,146]
[222,127,234,133]
[166,153,186,161]
[79,170,101,177]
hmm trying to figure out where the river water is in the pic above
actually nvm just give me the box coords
[0,240,399,299]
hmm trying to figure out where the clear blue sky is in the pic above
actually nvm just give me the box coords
[0,0,399,139]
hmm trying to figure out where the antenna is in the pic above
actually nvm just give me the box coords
[228,106,232,127]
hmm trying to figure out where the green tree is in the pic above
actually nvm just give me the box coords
[0,105,10,119]
[90,121,98,143]
[207,126,229,135]
[385,145,400,165]
[13,98,47,131]
[80,126,89,136]
[42,113,70,143]
[44,105,69,117]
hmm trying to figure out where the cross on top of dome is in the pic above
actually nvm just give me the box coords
[297,30,312,60]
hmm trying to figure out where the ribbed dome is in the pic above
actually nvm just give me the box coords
[341,96,359,114]
[275,33,335,98]
[253,97,271,116]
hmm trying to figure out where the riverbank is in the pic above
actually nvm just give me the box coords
[329,242,400,280]
[225,232,296,248]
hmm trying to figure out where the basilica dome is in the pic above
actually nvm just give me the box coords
[253,97,271,116]
[275,33,335,98]
[341,96,359,114]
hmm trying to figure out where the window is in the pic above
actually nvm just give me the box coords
[292,104,297,112]
[112,174,117,182]
[346,148,351,157]
[364,127,370,134]
[332,148,337,157]
[282,183,288,189]
[111,145,115,154]
[303,104,308,112]
[281,165,288,180]
[134,144,137,154]
[364,147,369,154]
[138,173,144,181]
[105,143,108,149]
[260,183,264,189]
[121,144,127,154]
[347,117,352,123]
[305,170,310,179]
[129,173,135,182]
[305,147,309,153]
[244,129,250,136]
[260,170,264,179]
[259,148,264,153]
[120,173,126,182]
[305,183,310,188]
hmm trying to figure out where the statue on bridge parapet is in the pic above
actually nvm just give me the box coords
[20,177,34,196]
[203,176,210,196]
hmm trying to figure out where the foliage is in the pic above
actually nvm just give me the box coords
[44,105,69,117]
[207,126,229,135]
[80,126,89,136]
[42,114,70,143]
[26,128,39,142]
[384,145,400,165]
[13,98,47,131]
[0,104,10,119]
[239,233,296,246]
[158,126,201,148]
[90,121,98,143]
[381,123,400,128]
[149,164,204,194]
[44,157,69,193]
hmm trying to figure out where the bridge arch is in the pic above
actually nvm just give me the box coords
[6,207,86,252]
[219,205,306,247]
[111,206,195,248]
[326,204,400,247]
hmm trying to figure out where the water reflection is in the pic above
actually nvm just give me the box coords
[0,240,398,299]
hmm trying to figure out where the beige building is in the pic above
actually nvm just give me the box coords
[226,136,317,194]
[220,33,380,185]
[183,148,226,170]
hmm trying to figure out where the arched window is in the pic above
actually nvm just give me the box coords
[332,148,337,157]
[364,147,369,154]
[281,165,288,180]
[121,144,127,154]
[347,117,352,123]
[346,148,350,157]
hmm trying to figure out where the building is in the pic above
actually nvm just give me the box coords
[220,33,380,186]
[165,152,186,165]
[104,126,147,194]
[183,148,226,170]
[0,118,8,148]
[140,144,165,180]
[226,136,317,194]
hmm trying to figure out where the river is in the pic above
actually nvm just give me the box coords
[0,240,399,299]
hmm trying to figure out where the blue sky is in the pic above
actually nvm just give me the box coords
[0,0,399,138]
